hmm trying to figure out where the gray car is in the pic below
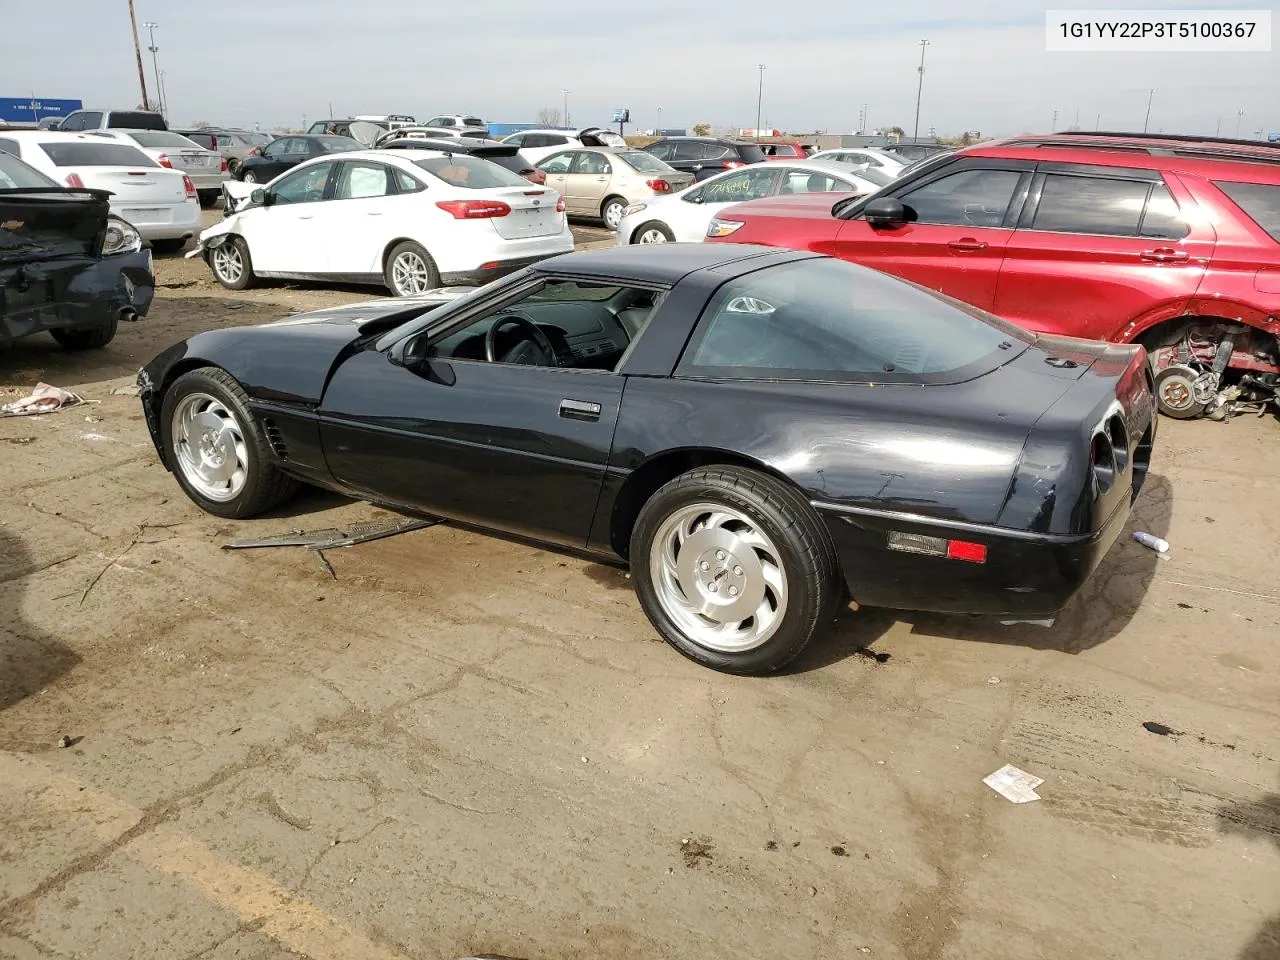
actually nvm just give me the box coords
[175,129,271,177]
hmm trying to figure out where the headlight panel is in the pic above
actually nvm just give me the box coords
[102,216,142,257]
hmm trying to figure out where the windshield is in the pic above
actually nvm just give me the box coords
[107,111,165,130]
[856,166,893,187]
[126,130,204,149]
[39,142,157,167]
[678,257,1030,384]
[0,151,58,188]
[414,155,529,188]
[315,136,362,153]
[464,117,485,127]
[619,151,671,173]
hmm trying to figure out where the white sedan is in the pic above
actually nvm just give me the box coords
[194,149,574,296]
[614,160,889,246]
[96,129,229,207]
[0,131,201,251]
[806,147,910,178]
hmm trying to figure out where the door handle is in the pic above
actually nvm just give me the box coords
[947,238,987,252]
[298,214,314,220]
[366,211,384,216]
[559,398,601,422]
[1141,248,1189,263]
[596,177,608,182]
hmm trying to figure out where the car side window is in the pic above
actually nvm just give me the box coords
[61,113,84,131]
[703,168,774,202]
[1139,183,1190,240]
[573,152,611,175]
[671,141,704,162]
[505,134,525,147]
[539,151,575,173]
[270,162,334,205]
[0,138,19,157]
[80,112,103,129]
[647,141,672,160]
[335,161,392,200]
[1031,174,1155,237]
[782,170,845,194]
[263,139,287,158]
[900,168,1023,227]
[393,168,424,193]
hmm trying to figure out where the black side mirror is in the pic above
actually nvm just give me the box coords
[685,189,703,204]
[864,197,912,228]
[389,334,428,370]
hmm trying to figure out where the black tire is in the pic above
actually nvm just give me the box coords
[228,159,242,178]
[601,195,627,231]
[208,236,256,291]
[50,315,118,350]
[383,240,440,297]
[630,221,674,245]
[151,237,188,255]
[630,466,842,675]
[159,367,298,519]
[242,170,259,184]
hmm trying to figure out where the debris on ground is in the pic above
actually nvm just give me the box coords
[223,516,442,551]
[1133,531,1170,553]
[830,845,848,856]
[983,764,1044,803]
[1,436,36,445]
[764,840,778,851]
[856,648,891,664]
[987,676,1001,684]
[109,384,142,397]
[1,383,84,417]
[679,837,714,869]
[57,735,81,748]
[1143,721,1181,737]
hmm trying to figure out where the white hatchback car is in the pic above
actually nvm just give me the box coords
[0,131,201,251]
[195,149,574,296]
[96,129,229,207]
[614,160,888,246]
[806,147,910,178]
[500,127,628,166]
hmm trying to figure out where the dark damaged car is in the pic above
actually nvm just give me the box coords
[137,246,1156,674]
[1,149,153,349]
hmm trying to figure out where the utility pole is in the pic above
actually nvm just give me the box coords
[755,64,766,140]
[1236,107,1245,136]
[143,21,162,115]
[656,105,662,133]
[563,89,569,127]
[1095,113,1101,130]
[159,69,169,120]
[1215,115,1222,136]
[912,39,930,141]
[127,0,150,112]
[1074,106,1079,129]
[1052,108,1058,132]
[1142,88,1154,132]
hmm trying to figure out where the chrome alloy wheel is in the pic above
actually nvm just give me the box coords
[603,200,626,230]
[637,226,669,243]
[391,250,432,295]
[171,392,249,502]
[649,502,789,653]
[211,243,243,284]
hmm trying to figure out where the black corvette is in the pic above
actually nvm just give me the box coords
[138,245,1156,674]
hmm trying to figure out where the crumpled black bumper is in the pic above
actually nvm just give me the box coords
[0,248,154,344]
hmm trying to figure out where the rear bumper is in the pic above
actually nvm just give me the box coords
[113,199,202,241]
[0,248,154,343]
[816,493,1131,617]
[439,252,567,286]
[191,173,231,192]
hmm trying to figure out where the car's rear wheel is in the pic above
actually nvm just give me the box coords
[633,222,674,244]
[160,368,298,519]
[210,237,256,290]
[242,170,258,184]
[384,241,440,297]
[631,466,841,674]
[601,196,627,231]
[50,315,118,350]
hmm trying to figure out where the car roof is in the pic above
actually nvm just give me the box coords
[531,243,807,283]
[964,134,1280,179]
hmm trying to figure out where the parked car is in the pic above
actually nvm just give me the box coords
[500,127,627,166]
[705,132,1280,419]
[138,244,1156,674]
[421,115,489,138]
[176,128,271,178]
[236,135,362,183]
[883,142,953,163]
[37,116,64,131]
[642,137,768,182]
[1,149,153,349]
[304,119,392,146]
[760,142,810,160]
[536,148,693,229]
[372,125,468,145]
[375,136,545,184]
[57,108,166,132]
[194,149,573,296]
[616,161,889,245]
[97,129,229,208]
[0,131,200,252]
[807,147,910,178]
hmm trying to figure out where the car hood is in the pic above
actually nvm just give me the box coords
[0,188,112,265]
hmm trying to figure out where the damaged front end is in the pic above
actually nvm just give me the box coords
[1147,321,1280,420]
[1,187,154,345]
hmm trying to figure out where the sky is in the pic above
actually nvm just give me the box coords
[2,0,1277,137]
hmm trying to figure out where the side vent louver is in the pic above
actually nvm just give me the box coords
[261,418,288,460]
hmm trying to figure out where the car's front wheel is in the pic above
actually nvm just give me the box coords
[210,237,256,290]
[160,368,298,518]
[242,170,258,184]
[631,466,841,674]
[632,222,674,244]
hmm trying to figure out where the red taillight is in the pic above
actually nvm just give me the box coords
[646,178,671,193]
[525,169,547,185]
[945,540,988,564]
[64,173,85,188]
[220,157,229,173]
[157,153,173,168]
[555,197,565,213]
[723,160,747,169]
[182,175,197,200]
[435,200,511,219]
[886,531,987,564]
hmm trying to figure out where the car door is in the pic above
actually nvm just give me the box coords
[320,159,407,274]
[254,137,295,179]
[828,160,1032,311]
[243,161,337,274]
[992,164,1213,339]
[565,151,610,215]
[317,276,635,547]
[538,150,576,203]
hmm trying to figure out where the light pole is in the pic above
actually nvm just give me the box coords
[143,21,163,115]
[1142,88,1154,133]
[912,39,930,141]
[1215,115,1222,136]
[563,89,569,127]
[1051,108,1058,132]
[159,69,169,121]
[1236,107,1245,136]
[755,64,766,140]
[656,105,662,134]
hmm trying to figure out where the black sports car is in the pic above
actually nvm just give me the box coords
[138,245,1156,674]
[236,135,362,184]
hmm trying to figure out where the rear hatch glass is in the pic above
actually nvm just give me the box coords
[416,156,560,240]
[735,143,766,163]
[40,143,157,167]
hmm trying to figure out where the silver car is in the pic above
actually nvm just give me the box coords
[98,129,228,208]
[175,128,271,178]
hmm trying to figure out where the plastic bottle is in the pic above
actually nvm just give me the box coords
[1133,531,1169,553]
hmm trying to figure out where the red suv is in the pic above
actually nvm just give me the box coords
[707,133,1280,419]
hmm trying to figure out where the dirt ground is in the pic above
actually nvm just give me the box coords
[1,238,1278,960]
